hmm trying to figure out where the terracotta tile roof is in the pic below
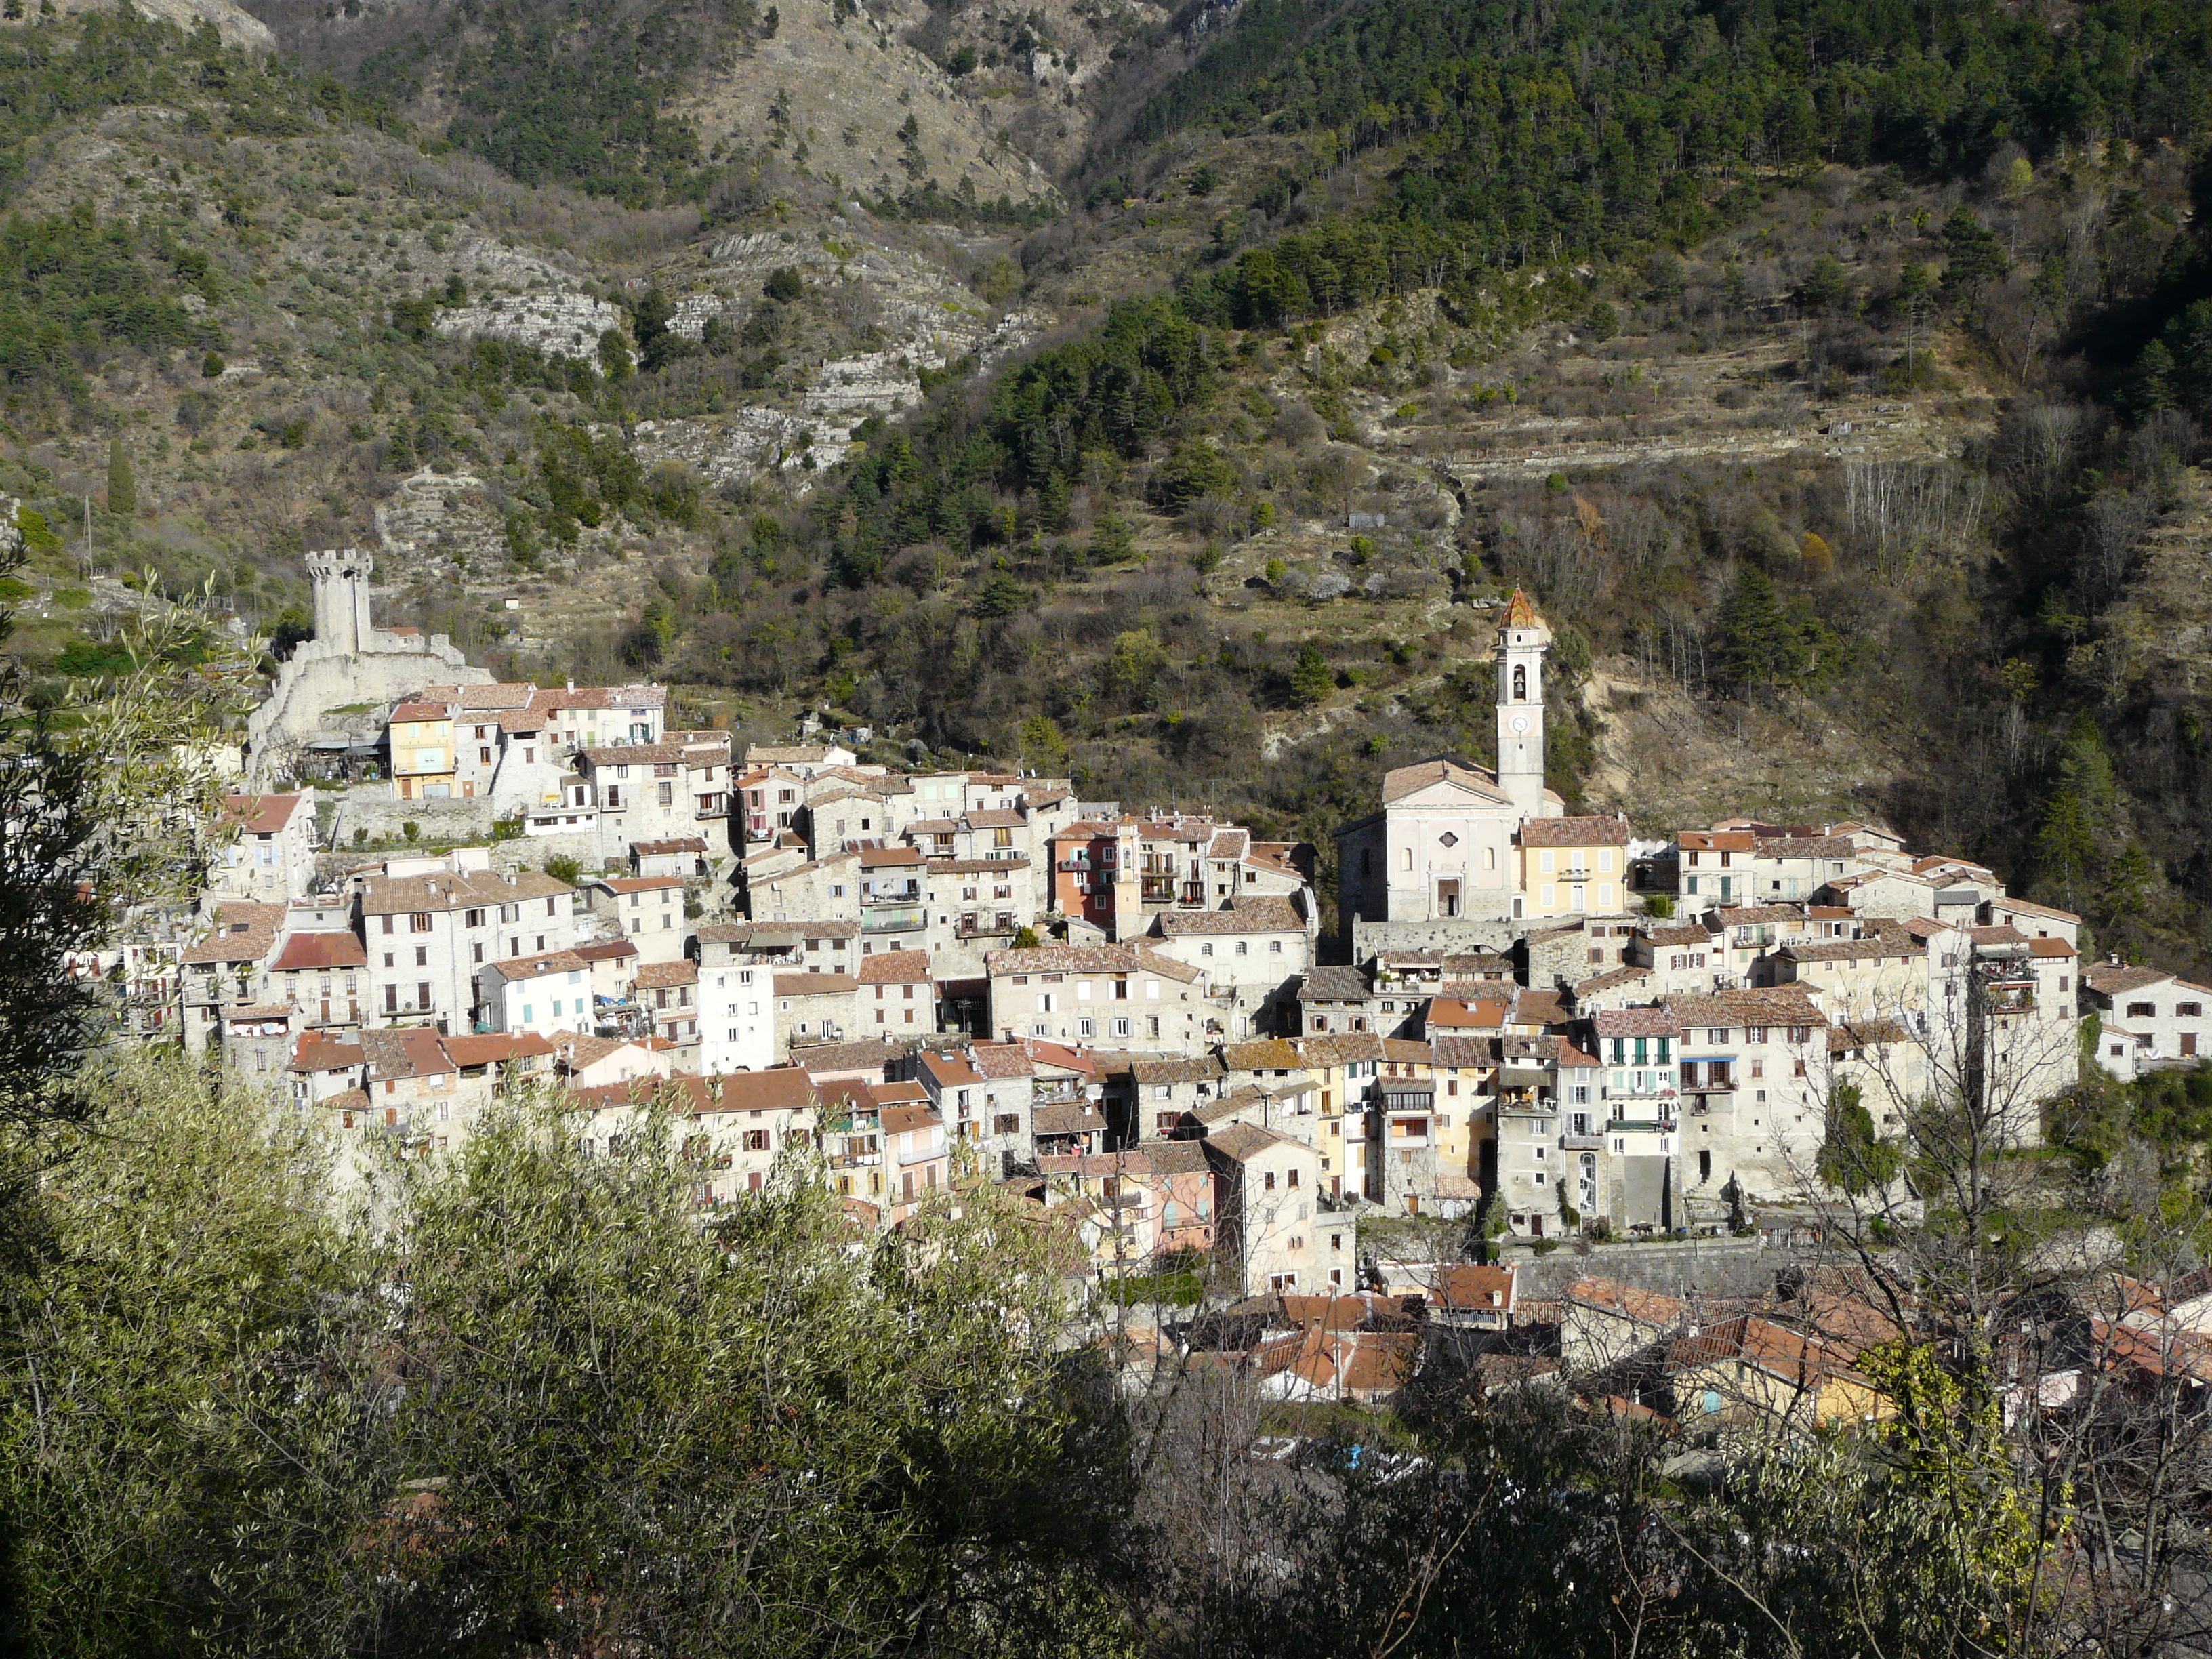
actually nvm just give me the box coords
[880,1102,943,1137]
[1293,1033,1385,1067]
[581,741,724,767]
[1574,966,1652,998]
[857,950,932,983]
[2085,962,2173,996]
[361,1027,456,1080]
[1520,814,1630,847]
[484,948,590,982]
[1143,1139,1212,1176]
[1565,1276,1685,1327]
[777,972,859,995]
[222,792,307,836]
[1432,1265,1518,1312]
[1429,1034,1498,1069]
[390,700,453,723]
[1203,1121,1300,1163]
[1661,989,1828,1028]
[2028,937,2077,959]
[442,1032,555,1067]
[1128,1054,1227,1086]
[1592,1006,1679,1038]
[1380,757,1508,805]
[1779,937,1917,962]
[1753,834,1859,858]
[962,808,1026,830]
[983,944,1200,983]
[1381,1038,1433,1063]
[1220,1038,1304,1071]
[917,1049,987,1087]
[632,838,708,856]
[1153,895,1305,935]
[289,1035,364,1072]
[182,902,287,965]
[634,960,697,989]
[270,931,368,971]
[1298,966,1370,1002]
[1427,998,1509,1029]
[535,683,668,711]
[1033,1101,1109,1137]
[958,1042,1032,1079]
[1642,924,1717,946]
[359,868,572,916]
[575,1067,813,1116]
[1678,830,1756,852]
[574,938,639,962]
[419,682,537,710]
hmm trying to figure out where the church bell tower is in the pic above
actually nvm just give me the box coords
[1495,589,1551,819]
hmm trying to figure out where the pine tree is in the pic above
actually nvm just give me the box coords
[106,438,135,517]
[1288,642,1332,707]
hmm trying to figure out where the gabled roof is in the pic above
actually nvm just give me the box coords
[1204,1121,1302,1164]
[857,950,932,984]
[182,902,287,965]
[2085,962,2174,997]
[484,948,589,983]
[1153,895,1305,935]
[442,1032,555,1067]
[1564,1276,1685,1328]
[1380,757,1509,805]
[1298,966,1370,1002]
[270,931,367,971]
[1520,815,1630,848]
[634,960,698,989]
[222,792,308,836]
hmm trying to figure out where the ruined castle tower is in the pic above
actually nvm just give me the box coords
[304,548,375,656]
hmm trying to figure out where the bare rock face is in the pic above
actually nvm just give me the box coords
[436,293,627,362]
[35,0,275,49]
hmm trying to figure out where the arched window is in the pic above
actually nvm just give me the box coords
[1511,663,1528,701]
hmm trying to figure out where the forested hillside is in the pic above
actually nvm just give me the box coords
[4,0,2212,979]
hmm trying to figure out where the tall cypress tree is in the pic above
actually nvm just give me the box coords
[105,438,135,517]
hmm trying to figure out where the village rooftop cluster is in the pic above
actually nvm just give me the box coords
[73,566,2212,1420]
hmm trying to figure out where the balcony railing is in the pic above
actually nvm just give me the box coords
[861,909,926,933]
[956,918,1017,939]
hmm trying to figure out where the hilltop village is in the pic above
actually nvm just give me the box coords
[78,551,2212,1415]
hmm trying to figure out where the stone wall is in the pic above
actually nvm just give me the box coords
[327,793,500,849]
[1351,915,1529,963]
[1503,1233,1810,1305]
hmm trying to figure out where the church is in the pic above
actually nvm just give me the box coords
[1332,591,1629,953]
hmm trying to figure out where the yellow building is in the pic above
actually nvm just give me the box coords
[388,699,457,800]
[1516,814,1632,917]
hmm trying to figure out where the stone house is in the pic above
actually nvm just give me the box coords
[984,944,1208,1050]
[211,792,320,903]
[1206,1123,1334,1298]
[588,874,689,963]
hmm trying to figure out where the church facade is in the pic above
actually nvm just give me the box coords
[1333,592,1628,953]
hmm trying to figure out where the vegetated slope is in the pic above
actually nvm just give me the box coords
[8,0,2212,983]
[626,0,2212,977]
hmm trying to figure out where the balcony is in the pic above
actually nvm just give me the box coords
[861,907,926,934]
[1139,878,1176,905]
[1559,1132,1605,1151]
[956,917,1017,940]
